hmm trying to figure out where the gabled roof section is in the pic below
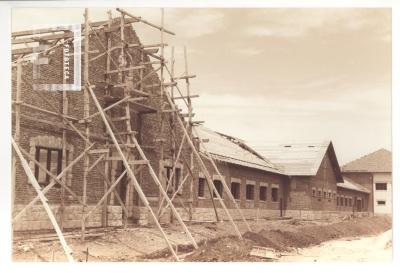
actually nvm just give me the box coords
[258,141,343,182]
[193,126,282,174]
[341,148,392,173]
[339,176,371,193]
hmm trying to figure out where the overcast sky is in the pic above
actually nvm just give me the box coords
[12,8,392,164]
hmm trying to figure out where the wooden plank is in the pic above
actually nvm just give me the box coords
[181,113,195,118]
[144,48,159,54]
[12,32,74,45]
[81,96,131,122]
[173,75,196,80]
[19,102,79,122]
[87,154,105,173]
[172,94,199,100]
[129,101,157,114]
[143,82,176,89]
[88,149,110,154]
[106,65,145,74]
[111,115,130,122]
[104,23,131,33]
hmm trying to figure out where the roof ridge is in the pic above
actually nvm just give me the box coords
[342,148,391,166]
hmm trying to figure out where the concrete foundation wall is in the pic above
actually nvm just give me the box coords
[13,205,122,232]
[134,206,282,225]
[284,209,371,220]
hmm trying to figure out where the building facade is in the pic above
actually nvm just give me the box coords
[342,149,392,214]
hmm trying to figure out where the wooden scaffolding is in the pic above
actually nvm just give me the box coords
[11,8,251,262]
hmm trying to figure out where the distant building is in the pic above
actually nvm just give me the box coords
[342,149,392,214]
[259,141,370,219]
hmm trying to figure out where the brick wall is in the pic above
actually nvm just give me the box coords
[342,172,374,212]
[286,153,342,212]
[336,187,369,212]
[192,160,288,211]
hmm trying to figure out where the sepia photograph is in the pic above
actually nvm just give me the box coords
[1,0,397,269]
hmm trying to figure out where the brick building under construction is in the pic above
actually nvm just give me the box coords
[11,9,375,258]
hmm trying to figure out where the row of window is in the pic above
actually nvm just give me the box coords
[311,186,365,208]
[337,196,354,207]
[311,188,336,200]
[198,178,279,202]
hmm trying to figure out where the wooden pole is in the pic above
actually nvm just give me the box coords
[121,13,131,228]
[12,63,22,216]
[12,138,74,262]
[169,45,175,223]
[82,7,90,242]
[184,46,194,220]
[102,9,113,228]
[60,48,69,231]
[157,8,165,220]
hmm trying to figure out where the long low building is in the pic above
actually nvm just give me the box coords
[190,128,372,221]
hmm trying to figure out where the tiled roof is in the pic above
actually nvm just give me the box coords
[193,126,282,174]
[338,176,371,193]
[342,148,392,173]
[257,141,343,181]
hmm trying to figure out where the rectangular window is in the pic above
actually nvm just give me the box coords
[337,196,339,206]
[344,198,348,206]
[377,200,386,205]
[231,182,241,200]
[340,196,344,206]
[323,191,327,199]
[328,192,331,199]
[34,147,62,187]
[246,184,255,200]
[318,189,322,198]
[259,185,267,201]
[312,188,316,197]
[198,178,205,198]
[271,187,279,202]
[164,166,182,194]
[349,198,353,207]
[375,183,387,191]
[213,180,223,198]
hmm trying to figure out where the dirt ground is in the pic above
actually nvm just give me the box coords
[279,229,392,262]
[12,215,392,262]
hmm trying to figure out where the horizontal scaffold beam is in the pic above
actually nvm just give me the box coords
[116,8,175,35]
[11,17,139,38]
